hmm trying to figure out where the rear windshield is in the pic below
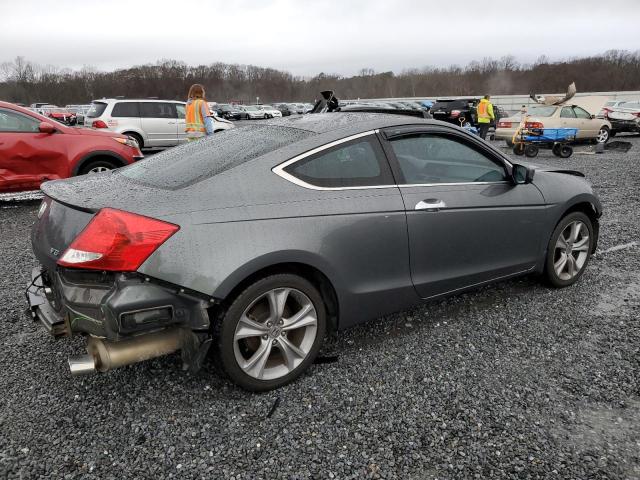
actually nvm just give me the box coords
[432,100,470,110]
[86,102,107,118]
[120,125,312,189]
[527,105,557,117]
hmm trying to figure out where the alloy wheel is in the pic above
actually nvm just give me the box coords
[597,127,609,143]
[233,287,318,380]
[88,166,111,174]
[553,220,591,281]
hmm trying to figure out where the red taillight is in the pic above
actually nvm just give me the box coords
[92,120,108,128]
[57,208,179,271]
[497,121,512,128]
[451,109,461,117]
[526,121,544,129]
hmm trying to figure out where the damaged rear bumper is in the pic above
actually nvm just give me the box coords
[26,266,214,375]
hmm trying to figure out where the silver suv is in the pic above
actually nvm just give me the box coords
[85,98,234,148]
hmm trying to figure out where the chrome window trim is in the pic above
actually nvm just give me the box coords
[272,129,513,192]
[399,181,511,188]
[271,130,399,191]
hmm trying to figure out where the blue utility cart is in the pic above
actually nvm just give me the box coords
[512,128,578,158]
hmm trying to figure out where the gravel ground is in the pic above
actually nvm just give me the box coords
[1,135,639,479]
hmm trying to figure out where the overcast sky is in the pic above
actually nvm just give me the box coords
[1,0,638,77]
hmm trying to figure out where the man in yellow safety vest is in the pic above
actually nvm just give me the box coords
[476,95,495,140]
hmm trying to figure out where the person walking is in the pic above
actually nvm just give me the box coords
[476,94,495,140]
[185,84,213,141]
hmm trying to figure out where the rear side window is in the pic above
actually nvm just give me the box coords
[111,102,140,117]
[120,125,312,189]
[140,102,176,119]
[573,107,591,119]
[86,102,107,118]
[0,108,40,132]
[560,107,576,118]
[283,136,393,188]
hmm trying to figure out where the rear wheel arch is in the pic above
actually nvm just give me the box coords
[210,262,340,335]
[122,131,144,148]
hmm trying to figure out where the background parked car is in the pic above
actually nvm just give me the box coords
[496,104,612,144]
[212,104,249,120]
[0,101,142,192]
[238,105,267,119]
[85,98,233,149]
[430,98,480,126]
[40,106,78,126]
[65,104,92,125]
[258,105,283,118]
[273,103,292,116]
[601,100,640,135]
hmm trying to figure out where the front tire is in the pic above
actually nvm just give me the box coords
[596,126,610,144]
[78,158,119,175]
[213,274,327,391]
[544,212,594,288]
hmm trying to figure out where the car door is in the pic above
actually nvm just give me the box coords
[573,106,596,137]
[274,132,413,326]
[140,102,178,147]
[175,103,187,144]
[559,106,583,138]
[0,108,68,192]
[381,126,547,299]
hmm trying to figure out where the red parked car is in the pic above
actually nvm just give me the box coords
[0,101,143,193]
[42,107,78,126]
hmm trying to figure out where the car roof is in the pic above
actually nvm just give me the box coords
[259,112,435,135]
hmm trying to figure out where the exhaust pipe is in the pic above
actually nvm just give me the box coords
[69,327,187,376]
[68,354,97,375]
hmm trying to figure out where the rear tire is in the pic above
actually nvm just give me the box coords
[213,273,327,391]
[544,212,594,288]
[78,158,120,175]
[552,144,562,157]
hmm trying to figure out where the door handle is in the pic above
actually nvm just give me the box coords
[415,199,446,211]
[168,122,176,125]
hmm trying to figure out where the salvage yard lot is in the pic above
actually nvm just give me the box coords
[1,136,639,479]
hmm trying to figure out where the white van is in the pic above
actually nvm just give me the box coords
[85,98,234,148]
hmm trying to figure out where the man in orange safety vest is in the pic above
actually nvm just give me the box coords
[476,95,495,140]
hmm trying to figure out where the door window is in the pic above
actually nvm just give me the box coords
[389,134,507,184]
[111,102,140,117]
[176,104,186,119]
[0,109,40,132]
[283,137,393,188]
[140,102,176,118]
[573,107,591,119]
[560,107,576,118]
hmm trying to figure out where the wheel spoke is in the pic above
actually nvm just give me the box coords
[276,336,306,370]
[569,222,581,242]
[267,288,290,321]
[566,255,577,277]
[556,234,568,249]
[243,339,273,379]
[573,236,590,252]
[282,302,316,331]
[235,315,268,339]
[554,252,568,276]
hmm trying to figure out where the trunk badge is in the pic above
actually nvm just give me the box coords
[50,248,60,257]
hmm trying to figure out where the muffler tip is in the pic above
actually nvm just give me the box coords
[68,354,97,376]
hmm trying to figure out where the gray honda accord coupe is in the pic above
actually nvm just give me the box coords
[27,113,601,391]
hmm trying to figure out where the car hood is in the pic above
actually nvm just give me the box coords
[71,127,126,138]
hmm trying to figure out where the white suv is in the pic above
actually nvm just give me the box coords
[85,98,234,148]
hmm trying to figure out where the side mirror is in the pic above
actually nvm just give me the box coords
[38,122,56,134]
[590,114,596,119]
[512,163,535,184]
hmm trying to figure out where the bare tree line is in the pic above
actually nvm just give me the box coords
[1,50,639,106]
